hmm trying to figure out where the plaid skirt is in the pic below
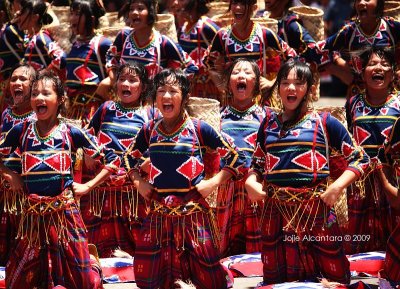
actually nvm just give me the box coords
[217,177,262,257]
[80,183,148,257]
[344,170,393,254]
[261,184,350,285]
[384,220,400,282]
[6,190,92,289]
[134,190,228,289]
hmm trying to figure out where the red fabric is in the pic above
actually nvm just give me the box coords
[385,221,400,282]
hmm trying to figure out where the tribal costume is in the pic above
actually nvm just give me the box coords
[251,109,368,284]
[0,120,120,289]
[217,104,265,257]
[124,117,244,289]
[344,92,400,253]
[178,16,220,99]
[66,34,112,122]
[106,28,198,79]
[82,101,157,257]
[0,107,34,265]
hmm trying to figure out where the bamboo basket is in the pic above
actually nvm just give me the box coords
[51,6,70,24]
[187,97,221,208]
[206,1,230,18]
[251,17,278,34]
[384,1,400,20]
[154,13,178,42]
[211,13,233,28]
[288,6,324,42]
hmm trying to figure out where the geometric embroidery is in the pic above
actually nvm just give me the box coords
[292,150,327,171]
[176,156,204,180]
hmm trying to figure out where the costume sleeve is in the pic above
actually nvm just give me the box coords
[203,29,226,70]
[124,121,152,173]
[69,124,120,173]
[202,19,220,46]
[37,31,66,70]
[383,117,400,166]
[105,29,131,71]
[160,35,199,77]
[385,17,400,66]
[325,113,369,176]
[249,116,268,179]
[0,122,24,156]
[263,28,297,60]
[87,101,108,135]
[197,119,244,177]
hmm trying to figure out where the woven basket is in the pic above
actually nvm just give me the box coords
[51,6,70,24]
[154,13,178,42]
[100,27,126,42]
[46,24,73,53]
[384,1,400,20]
[333,188,348,227]
[206,1,230,18]
[316,105,346,127]
[251,17,278,34]
[288,6,324,42]
[211,13,233,28]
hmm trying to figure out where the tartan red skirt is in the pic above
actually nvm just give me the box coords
[384,220,400,283]
[80,183,148,257]
[6,190,92,289]
[261,184,350,285]
[134,190,228,289]
[217,177,262,257]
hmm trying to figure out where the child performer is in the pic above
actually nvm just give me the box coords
[82,62,156,257]
[0,64,36,266]
[345,47,400,253]
[124,68,244,289]
[217,58,265,257]
[0,71,120,289]
[245,60,369,284]
[66,0,112,123]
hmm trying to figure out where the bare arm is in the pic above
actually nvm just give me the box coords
[320,170,358,207]
[196,169,233,199]
[72,168,113,197]
[245,172,266,202]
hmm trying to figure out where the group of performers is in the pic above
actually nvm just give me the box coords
[0,0,400,288]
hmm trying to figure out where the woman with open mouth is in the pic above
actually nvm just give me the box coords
[0,64,36,267]
[124,68,243,289]
[203,0,296,107]
[217,58,266,257]
[65,0,112,124]
[245,59,369,285]
[344,47,400,254]
[105,0,198,84]
[176,0,220,100]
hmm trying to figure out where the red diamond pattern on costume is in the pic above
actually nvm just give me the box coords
[130,149,142,159]
[266,153,280,171]
[354,126,371,145]
[292,150,327,171]
[23,153,42,173]
[43,152,71,173]
[380,108,389,115]
[341,142,354,158]
[119,138,134,150]
[218,147,230,158]
[181,128,190,138]
[381,126,392,139]
[253,144,265,159]
[270,121,278,130]
[73,65,97,82]
[149,163,162,183]
[244,132,258,147]
[84,148,98,158]
[98,131,113,146]
[176,156,204,180]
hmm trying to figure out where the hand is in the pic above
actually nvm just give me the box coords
[140,158,151,175]
[3,171,24,193]
[72,182,92,198]
[84,153,99,172]
[196,178,218,199]
[259,76,274,91]
[320,183,343,207]
[136,180,154,201]
[95,77,113,101]
[245,177,266,202]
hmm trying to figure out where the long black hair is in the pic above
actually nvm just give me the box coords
[19,0,53,26]
[70,0,106,35]
[118,0,158,27]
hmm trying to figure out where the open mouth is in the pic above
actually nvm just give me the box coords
[372,73,384,81]
[237,82,247,92]
[358,8,368,17]
[35,104,48,115]
[121,90,131,97]
[131,18,141,25]
[13,89,24,102]
[163,103,174,113]
[234,13,245,20]
[287,95,297,103]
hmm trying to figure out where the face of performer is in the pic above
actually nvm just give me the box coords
[363,52,393,92]
[264,0,286,12]
[17,9,35,31]
[129,0,149,30]
[31,79,60,123]
[70,8,87,36]
[156,76,184,124]
[10,66,33,106]
[117,68,142,107]
[229,60,256,108]
[355,0,378,21]
[279,68,308,113]
[230,0,255,25]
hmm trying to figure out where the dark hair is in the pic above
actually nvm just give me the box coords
[19,0,53,26]
[0,0,11,22]
[270,59,314,127]
[360,46,396,72]
[151,68,190,106]
[118,0,158,27]
[353,0,384,18]
[70,0,106,34]
[32,70,66,115]
[115,62,149,104]
[226,58,260,99]
[182,0,209,16]
[229,0,256,15]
